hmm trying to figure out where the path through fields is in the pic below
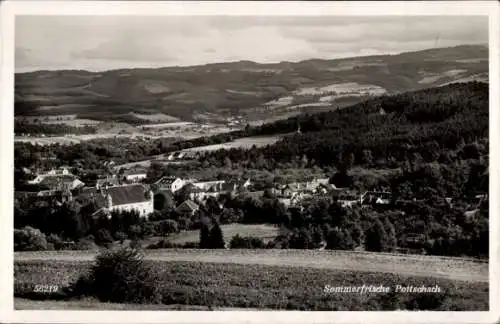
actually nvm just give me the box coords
[14,249,488,283]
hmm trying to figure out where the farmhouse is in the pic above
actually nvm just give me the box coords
[360,191,393,206]
[192,180,226,192]
[122,170,148,182]
[16,187,74,209]
[96,176,120,189]
[91,184,154,218]
[176,199,200,216]
[155,176,188,192]
[336,192,359,208]
[28,174,85,191]
[27,166,75,185]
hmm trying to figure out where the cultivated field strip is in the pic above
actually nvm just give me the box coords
[14,249,488,283]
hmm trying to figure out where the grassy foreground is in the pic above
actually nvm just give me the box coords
[14,260,488,311]
[14,249,489,282]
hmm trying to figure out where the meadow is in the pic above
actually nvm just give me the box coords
[180,136,282,152]
[15,249,488,282]
[164,224,280,244]
[14,258,488,310]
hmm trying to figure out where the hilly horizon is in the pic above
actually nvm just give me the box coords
[15,44,488,125]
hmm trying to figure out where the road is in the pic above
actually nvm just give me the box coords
[14,249,489,283]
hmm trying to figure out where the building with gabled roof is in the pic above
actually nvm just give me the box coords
[90,184,154,218]
[154,176,187,192]
[176,199,200,216]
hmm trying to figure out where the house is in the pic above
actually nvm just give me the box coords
[290,192,313,206]
[96,176,120,189]
[123,171,147,182]
[192,180,226,192]
[309,178,330,188]
[222,181,241,193]
[27,167,77,185]
[16,185,74,209]
[33,175,85,191]
[47,166,71,176]
[155,176,187,193]
[176,199,200,216]
[21,167,33,175]
[360,191,393,206]
[337,192,359,208]
[278,198,291,207]
[241,178,252,189]
[91,184,154,219]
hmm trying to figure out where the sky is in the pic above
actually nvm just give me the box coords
[15,15,488,72]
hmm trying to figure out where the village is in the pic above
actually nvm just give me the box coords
[15,164,404,221]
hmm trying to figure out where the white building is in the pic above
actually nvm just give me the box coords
[124,173,147,182]
[192,180,226,192]
[155,176,188,192]
[92,184,154,219]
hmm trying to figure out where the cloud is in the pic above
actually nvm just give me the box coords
[72,36,179,63]
[15,15,489,72]
[279,16,488,45]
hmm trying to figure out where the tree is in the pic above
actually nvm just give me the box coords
[115,231,128,244]
[154,193,175,211]
[362,149,374,166]
[160,219,179,235]
[95,228,114,246]
[365,219,388,252]
[326,227,344,250]
[199,223,211,249]
[289,228,313,249]
[14,226,48,251]
[69,247,162,304]
[383,218,398,252]
[210,222,225,249]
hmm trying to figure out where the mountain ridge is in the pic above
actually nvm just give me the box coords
[15,44,488,124]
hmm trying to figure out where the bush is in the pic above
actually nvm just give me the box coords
[160,219,180,235]
[95,228,114,246]
[230,235,265,249]
[69,247,162,304]
[73,235,99,250]
[114,231,128,243]
[147,239,178,249]
[147,239,200,249]
[14,226,48,251]
[181,241,199,248]
[47,234,65,250]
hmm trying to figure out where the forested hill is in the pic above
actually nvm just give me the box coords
[15,45,487,123]
[202,82,488,194]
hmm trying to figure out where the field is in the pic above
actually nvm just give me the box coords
[14,120,236,146]
[160,224,280,244]
[131,113,180,122]
[15,249,488,282]
[14,256,489,310]
[16,115,101,127]
[14,298,261,310]
[181,136,282,152]
[14,133,163,146]
[293,82,387,97]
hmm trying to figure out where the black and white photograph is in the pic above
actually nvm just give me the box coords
[1,1,499,323]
